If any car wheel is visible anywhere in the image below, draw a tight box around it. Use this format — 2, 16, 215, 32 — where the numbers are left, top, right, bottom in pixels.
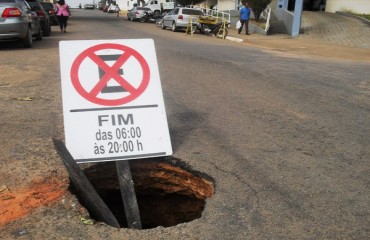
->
156, 18, 162, 27
127, 15, 130, 21
130, 17, 134, 22
22, 27, 32, 48
161, 21, 166, 29
35, 25, 43, 41
171, 22, 177, 32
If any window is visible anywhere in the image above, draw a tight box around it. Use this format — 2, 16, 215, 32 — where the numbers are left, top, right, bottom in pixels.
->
182, 9, 203, 15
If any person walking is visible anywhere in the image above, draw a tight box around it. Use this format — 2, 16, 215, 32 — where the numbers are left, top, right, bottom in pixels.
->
115, 4, 120, 17
238, 1, 251, 35
56, 0, 71, 33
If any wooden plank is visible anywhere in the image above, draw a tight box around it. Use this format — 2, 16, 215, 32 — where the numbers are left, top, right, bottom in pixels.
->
116, 161, 142, 229
52, 138, 120, 228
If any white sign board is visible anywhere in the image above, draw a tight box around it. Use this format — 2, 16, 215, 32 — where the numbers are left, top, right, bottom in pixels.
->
59, 39, 172, 163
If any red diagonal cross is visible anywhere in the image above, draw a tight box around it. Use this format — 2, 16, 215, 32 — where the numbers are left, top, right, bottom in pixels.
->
70, 43, 150, 106
88, 51, 137, 96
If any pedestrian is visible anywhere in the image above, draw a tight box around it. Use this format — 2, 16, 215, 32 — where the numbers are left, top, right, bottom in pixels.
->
56, 0, 71, 33
115, 4, 120, 17
238, 1, 251, 35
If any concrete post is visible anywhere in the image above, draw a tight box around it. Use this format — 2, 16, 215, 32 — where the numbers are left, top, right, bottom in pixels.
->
277, 0, 288, 10
292, 0, 303, 37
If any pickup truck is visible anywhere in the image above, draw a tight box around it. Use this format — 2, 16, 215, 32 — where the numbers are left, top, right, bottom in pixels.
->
145, 0, 174, 14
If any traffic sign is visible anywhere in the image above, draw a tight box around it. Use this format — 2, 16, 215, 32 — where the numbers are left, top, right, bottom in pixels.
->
70, 43, 150, 106
59, 39, 172, 163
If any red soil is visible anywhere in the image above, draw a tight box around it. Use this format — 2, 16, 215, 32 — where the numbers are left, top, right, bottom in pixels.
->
0, 180, 66, 227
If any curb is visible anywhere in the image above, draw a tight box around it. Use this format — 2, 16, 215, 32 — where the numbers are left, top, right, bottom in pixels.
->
225, 36, 244, 42
336, 11, 370, 26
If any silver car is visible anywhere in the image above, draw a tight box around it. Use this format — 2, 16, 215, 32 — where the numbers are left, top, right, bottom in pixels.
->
161, 7, 204, 32
127, 7, 152, 22
0, 0, 42, 47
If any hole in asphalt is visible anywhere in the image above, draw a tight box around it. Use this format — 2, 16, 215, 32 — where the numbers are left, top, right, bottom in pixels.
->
70, 157, 215, 229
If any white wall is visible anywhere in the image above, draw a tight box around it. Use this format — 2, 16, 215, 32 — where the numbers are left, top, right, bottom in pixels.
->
116, 0, 136, 11
326, 0, 370, 14
216, 0, 236, 11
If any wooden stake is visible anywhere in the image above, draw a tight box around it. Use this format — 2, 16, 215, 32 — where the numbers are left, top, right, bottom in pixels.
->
52, 139, 120, 228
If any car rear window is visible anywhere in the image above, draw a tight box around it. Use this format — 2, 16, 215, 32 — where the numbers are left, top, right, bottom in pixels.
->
137, 7, 151, 10
182, 9, 203, 15
40, 2, 53, 10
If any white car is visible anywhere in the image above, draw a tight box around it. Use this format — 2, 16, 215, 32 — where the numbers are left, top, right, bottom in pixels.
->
161, 7, 203, 32
107, 4, 119, 13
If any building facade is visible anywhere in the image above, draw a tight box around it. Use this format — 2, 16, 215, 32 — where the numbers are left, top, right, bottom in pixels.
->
326, 0, 370, 14
116, 0, 370, 14
215, 0, 370, 14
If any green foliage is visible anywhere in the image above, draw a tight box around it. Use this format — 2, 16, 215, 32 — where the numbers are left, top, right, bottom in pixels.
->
358, 14, 370, 20
246, 0, 272, 22
176, 0, 204, 7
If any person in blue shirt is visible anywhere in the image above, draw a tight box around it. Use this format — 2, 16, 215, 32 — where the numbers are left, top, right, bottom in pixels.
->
239, 2, 251, 35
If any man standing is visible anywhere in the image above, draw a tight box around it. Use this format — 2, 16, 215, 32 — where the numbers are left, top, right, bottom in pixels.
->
238, 2, 251, 35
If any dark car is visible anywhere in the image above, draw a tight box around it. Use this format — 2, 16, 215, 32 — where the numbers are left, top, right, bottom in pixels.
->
40, 1, 58, 26
0, 0, 42, 47
25, 0, 51, 36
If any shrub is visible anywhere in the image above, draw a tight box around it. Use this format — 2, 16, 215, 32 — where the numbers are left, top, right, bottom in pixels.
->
247, 0, 272, 22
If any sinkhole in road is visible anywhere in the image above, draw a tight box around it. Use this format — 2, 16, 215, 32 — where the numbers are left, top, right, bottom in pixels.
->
72, 157, 215, 229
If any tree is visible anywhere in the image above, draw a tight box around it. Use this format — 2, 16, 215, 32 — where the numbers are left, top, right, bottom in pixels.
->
137, 0, 146, 7
247, 0, 272, 22
176, 0, 204, 7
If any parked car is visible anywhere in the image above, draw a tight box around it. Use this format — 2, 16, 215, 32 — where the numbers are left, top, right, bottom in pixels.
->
40, 1, 58, 26
97, 2, 104, 10
127, 7, 152, 22
107, 4, 118, 13
161, 7, 203, 32
25, 0, 51, 36
102, 4, 108, 12
84, 3, 95, 10
0, 0, 42, 47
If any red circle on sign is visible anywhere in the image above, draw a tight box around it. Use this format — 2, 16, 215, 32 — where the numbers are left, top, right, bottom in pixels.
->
70, 43, 150, 106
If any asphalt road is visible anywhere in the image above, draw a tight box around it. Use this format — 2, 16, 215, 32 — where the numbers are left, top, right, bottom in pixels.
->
0, 9, 369, 239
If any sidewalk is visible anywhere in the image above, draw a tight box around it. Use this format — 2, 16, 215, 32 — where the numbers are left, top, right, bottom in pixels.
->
226, 11, 370, 62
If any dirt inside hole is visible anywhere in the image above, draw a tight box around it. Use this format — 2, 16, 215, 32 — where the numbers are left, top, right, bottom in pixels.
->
73, 157, 215, 229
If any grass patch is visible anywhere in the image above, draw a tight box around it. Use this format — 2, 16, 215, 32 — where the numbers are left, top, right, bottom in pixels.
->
357, 14, 370, 20
347, 11, 370, 21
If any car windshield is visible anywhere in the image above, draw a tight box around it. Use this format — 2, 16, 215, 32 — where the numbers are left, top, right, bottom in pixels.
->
27, 2, 38, 7
182, 9, 203, 15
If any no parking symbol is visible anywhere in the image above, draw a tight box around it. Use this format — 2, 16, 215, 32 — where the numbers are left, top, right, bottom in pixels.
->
70, 43, 150, 106
59, 39, 172, 163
